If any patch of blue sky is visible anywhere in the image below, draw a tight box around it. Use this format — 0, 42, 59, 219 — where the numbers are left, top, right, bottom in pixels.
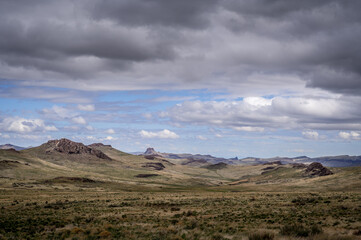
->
0, 98, 52, 116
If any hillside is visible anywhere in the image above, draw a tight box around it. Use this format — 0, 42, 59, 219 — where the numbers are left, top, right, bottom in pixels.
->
0, 138, 360, 192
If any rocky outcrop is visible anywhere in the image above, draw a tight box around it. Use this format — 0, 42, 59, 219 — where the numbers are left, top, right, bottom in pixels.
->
305, 162, 333, 176
45, 138, 111, 160
144, 148, 159, 155
142, 162, 165, 170
88, 143, 112, 148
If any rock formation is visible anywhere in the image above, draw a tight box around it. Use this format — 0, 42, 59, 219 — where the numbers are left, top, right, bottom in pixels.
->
305, 162, 333, 176
45, 138, 111, 160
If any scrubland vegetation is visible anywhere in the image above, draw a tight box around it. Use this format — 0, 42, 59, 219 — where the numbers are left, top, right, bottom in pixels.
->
1, 188, 360, 240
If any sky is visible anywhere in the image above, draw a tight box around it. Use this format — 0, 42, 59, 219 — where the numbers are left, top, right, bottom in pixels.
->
1, 0, 361, 158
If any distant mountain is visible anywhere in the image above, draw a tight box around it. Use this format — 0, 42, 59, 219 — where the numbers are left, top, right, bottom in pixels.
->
141, 148, 232, 164
237, 155, 361, 167
139, 148, 361, 168
0, 144, 26, 151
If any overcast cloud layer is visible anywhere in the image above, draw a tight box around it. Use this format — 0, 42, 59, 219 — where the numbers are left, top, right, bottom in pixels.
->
0, 0, 360, 94
0, 0, 361, 157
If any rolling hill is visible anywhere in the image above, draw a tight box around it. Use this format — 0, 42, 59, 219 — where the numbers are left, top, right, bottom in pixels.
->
0, 138, 360, 192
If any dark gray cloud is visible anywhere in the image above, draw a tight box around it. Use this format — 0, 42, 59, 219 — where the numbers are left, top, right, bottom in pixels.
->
89, 0, 220, 29
0, 0, 360, 95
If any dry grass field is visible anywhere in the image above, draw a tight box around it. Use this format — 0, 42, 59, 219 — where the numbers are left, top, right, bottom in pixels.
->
1, 142, 361, 239
1, 187, 361, 240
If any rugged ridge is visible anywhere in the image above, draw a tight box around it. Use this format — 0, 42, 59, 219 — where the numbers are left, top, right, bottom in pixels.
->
45, 138, 111, 160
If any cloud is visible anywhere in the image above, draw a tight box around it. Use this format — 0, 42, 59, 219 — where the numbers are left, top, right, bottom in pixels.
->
302, 131, 319, 140
339, 131, 361, 140
78, 104, 95, 111
42, 105, 88, 125
233, 126, 264, 132
196, 135, 207, 140
42, 105, 76, 119
103, 136, 117, 141
0, 117, 57, 133
0, 86, 93, 103
163, 96, 361, 131
71, 116, 87, 125
86, 125, 94, 131
139, 129, 179, 139
0, 133, 10, 139
0, 0, 360, 97
90, 0, 219, 29
105, 128, 115, 134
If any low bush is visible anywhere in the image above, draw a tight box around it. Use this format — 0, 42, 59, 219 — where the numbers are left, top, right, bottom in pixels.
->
248, 231, 274, 240
280, 224, 322, 237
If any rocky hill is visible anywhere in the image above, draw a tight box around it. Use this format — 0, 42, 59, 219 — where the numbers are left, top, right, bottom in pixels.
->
44, 138, 111, 160
305, 162, 333, 177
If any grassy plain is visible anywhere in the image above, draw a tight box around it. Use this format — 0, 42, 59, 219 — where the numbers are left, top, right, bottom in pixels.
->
1, 186, 361, 240
1, 146, 361, 239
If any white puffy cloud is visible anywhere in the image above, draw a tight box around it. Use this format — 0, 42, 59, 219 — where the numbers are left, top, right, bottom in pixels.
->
71, 116, 87, 125
105, 128, 115, 134
86, 136, 96, 140
196, 135, 207, 140
104, 136, 117, 141
233, 126, 265, 132
164, 96, 361, 131
139, 129, 179, 139
339, 131, 361, 140
0, 117, 58, 133
42, 105, 75, 119
42, 105, 88, 126
78, 104, 95, 111
302, 131, 319, 140
243, 97, 272, 108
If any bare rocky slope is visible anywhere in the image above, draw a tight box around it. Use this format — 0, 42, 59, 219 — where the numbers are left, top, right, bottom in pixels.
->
44, 138, 111, 160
